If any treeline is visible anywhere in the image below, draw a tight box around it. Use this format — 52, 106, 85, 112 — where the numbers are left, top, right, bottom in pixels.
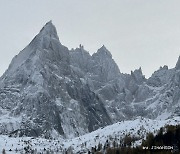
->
89, 125, 180, 154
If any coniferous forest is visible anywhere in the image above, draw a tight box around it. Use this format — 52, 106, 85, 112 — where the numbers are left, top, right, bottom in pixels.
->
88, 125, 180, 154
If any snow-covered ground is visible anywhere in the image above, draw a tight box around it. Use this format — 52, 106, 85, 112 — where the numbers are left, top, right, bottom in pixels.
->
0, 116, 180, 154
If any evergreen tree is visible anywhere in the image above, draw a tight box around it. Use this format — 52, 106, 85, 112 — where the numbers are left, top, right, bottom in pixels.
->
97, 142, 102, 151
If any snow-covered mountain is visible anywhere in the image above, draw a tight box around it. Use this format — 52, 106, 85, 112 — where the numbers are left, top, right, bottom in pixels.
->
1, 116, 180, 153
0, 21, 180, 142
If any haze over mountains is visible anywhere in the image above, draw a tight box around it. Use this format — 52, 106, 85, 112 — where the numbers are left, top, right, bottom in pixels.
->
0, 21, 180, 141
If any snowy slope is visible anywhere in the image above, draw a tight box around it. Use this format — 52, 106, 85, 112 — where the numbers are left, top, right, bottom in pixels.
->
1, 116, 180, 154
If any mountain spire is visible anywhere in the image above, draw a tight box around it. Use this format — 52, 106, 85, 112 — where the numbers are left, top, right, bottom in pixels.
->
175, 56, 180, 70
94, 45, 112, 58
39, 20, 59, 40
5, 21, 61, 75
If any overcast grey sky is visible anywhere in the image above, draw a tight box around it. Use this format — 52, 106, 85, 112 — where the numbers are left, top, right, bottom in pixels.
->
0, 0, 180, 77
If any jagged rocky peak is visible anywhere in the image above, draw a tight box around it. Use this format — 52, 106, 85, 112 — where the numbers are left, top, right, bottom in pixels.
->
0, 21, 115, 138
131, 67, 143, 75
159, 65, 168, 70
93, 45, 112, 58
39, 20, 59, 40
79, 44, 84, 50
27, 20, 61, 51
147, 64, 174, 87
73, 44, 89, 55
90, 45, 121, 82
175, 56, 180, 70
4, 21, 62, 76
131, 67, 145, 83
69, 44, 93, 72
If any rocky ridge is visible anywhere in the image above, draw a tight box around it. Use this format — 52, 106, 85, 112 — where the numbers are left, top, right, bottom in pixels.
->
0, 21, 180, 139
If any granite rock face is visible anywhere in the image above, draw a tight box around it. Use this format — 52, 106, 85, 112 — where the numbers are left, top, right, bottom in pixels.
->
0, 21, 180, 138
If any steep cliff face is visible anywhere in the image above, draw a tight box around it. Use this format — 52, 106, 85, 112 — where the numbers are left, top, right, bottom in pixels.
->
0, 21, 180, 139
0, 21, 112, 138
